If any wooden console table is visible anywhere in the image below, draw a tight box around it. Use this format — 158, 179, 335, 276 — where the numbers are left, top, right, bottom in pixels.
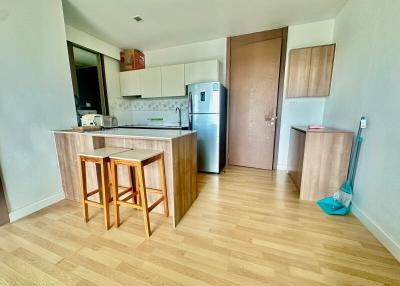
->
288, 126, 353, 201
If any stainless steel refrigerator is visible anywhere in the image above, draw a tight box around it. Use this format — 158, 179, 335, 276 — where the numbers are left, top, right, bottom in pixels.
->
188, 82, 227, 173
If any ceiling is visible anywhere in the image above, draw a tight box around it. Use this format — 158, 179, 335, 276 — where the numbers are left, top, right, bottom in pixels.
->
62, 0, 346, 51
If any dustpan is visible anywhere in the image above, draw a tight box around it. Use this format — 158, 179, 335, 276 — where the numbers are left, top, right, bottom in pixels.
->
317, 117, 366, 215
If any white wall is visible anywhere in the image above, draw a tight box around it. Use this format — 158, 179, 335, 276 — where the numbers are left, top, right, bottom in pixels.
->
65, 25, 121, 60
0, 0, 77, 220
277, 20, 335, 170
323, 0, 400, 261
144, 38, 227, 85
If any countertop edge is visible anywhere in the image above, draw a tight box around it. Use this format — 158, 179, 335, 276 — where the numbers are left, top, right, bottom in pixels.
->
52, 129, 197, 141
292, 126, 353, 134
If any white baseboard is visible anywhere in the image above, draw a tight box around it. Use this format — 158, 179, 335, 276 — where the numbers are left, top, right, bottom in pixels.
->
9, 192, 65, 223
352, 204, 400, 262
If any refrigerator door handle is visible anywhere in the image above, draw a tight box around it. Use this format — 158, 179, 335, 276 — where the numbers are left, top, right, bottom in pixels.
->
188, 91, 193, 129
188, 91, 193, 114
189, 114, 193, 130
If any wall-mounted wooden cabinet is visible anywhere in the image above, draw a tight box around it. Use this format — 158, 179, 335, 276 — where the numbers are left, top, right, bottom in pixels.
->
120, 60, 219, 98
287, 44, 335, 98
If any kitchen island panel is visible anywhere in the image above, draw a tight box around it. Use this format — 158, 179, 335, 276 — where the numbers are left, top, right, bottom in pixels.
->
54, 133, 105, 201
103, 136, 173, 216
171, 134, 198, 224
53, 130, 197, 227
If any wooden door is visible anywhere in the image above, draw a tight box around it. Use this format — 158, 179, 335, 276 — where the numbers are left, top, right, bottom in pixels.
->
229, 33, 283, 170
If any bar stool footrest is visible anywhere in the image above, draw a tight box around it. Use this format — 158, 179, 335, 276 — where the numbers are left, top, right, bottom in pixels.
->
122, 193, 138, 202
146, 188, 163, 194
86, 189, 100, 197
148, 197, 165, 212
84, 200, 103, 208
117, 187, 134, 198
117, 200, 143, 210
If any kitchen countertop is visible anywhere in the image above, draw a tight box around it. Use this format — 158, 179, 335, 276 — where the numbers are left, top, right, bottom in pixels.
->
53, 128, 196, 140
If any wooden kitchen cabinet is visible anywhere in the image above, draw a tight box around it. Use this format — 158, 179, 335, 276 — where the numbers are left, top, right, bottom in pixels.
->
140, 66, 162, 98
161, 64, 185, 97
120, 69, 142, 96
288, 126, 353, 201
287, 44, 335, 98
185, 59, 219, 85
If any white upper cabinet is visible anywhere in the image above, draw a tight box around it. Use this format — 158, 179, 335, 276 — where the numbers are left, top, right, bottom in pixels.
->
120, 70, 142, 96
140, 67, 162, 98
161, 64, 185, 97
184, 59, 220, 85
119, 59, 219, 98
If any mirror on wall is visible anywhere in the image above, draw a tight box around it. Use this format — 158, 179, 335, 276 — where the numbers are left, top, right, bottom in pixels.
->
67, 42, 109, 125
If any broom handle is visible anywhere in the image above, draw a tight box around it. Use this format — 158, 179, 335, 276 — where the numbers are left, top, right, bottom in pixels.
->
347, 122, 362, 181
350, 132, 363, 186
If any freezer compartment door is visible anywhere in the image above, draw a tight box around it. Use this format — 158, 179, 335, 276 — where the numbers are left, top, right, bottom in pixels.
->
188, 82, 221, 114
192, 113, 220, 173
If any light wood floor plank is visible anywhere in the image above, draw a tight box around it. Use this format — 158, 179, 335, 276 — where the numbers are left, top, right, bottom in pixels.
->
0, 166, 399, 285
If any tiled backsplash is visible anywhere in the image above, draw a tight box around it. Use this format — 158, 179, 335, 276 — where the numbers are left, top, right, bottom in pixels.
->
108, 96, 189, 126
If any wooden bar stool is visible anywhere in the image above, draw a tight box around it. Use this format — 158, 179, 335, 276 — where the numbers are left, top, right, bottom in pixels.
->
77, 147, 130, 230
109, 149, 169, 237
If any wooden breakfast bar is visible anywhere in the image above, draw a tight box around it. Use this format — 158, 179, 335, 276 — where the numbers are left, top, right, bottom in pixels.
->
53, 128, 197, 227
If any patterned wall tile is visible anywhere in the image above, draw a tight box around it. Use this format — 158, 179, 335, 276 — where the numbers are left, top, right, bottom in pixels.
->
109, 96, 189, 126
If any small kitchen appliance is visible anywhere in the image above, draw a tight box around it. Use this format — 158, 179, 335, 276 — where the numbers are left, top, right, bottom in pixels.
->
81, 114, 118, 128
94, 115, 118, 128
81, 114, 98, 126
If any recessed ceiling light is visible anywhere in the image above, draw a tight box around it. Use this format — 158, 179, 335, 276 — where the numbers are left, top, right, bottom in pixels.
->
133, 15, 143, 22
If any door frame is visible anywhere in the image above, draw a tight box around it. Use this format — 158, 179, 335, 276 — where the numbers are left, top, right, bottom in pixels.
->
66, 41, 110, 117
225, 27, 288, 170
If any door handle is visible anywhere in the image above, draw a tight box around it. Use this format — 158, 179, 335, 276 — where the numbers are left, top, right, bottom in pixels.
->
265, 116, 278, 126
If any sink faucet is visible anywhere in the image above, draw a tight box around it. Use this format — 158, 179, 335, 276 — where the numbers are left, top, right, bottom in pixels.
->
175, 107, 182, 127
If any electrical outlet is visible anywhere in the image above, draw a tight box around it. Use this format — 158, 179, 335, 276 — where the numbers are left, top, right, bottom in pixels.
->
360, 117, 367, 129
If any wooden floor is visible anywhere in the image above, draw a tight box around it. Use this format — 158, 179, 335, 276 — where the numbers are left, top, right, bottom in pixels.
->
0, 166, 399, 286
